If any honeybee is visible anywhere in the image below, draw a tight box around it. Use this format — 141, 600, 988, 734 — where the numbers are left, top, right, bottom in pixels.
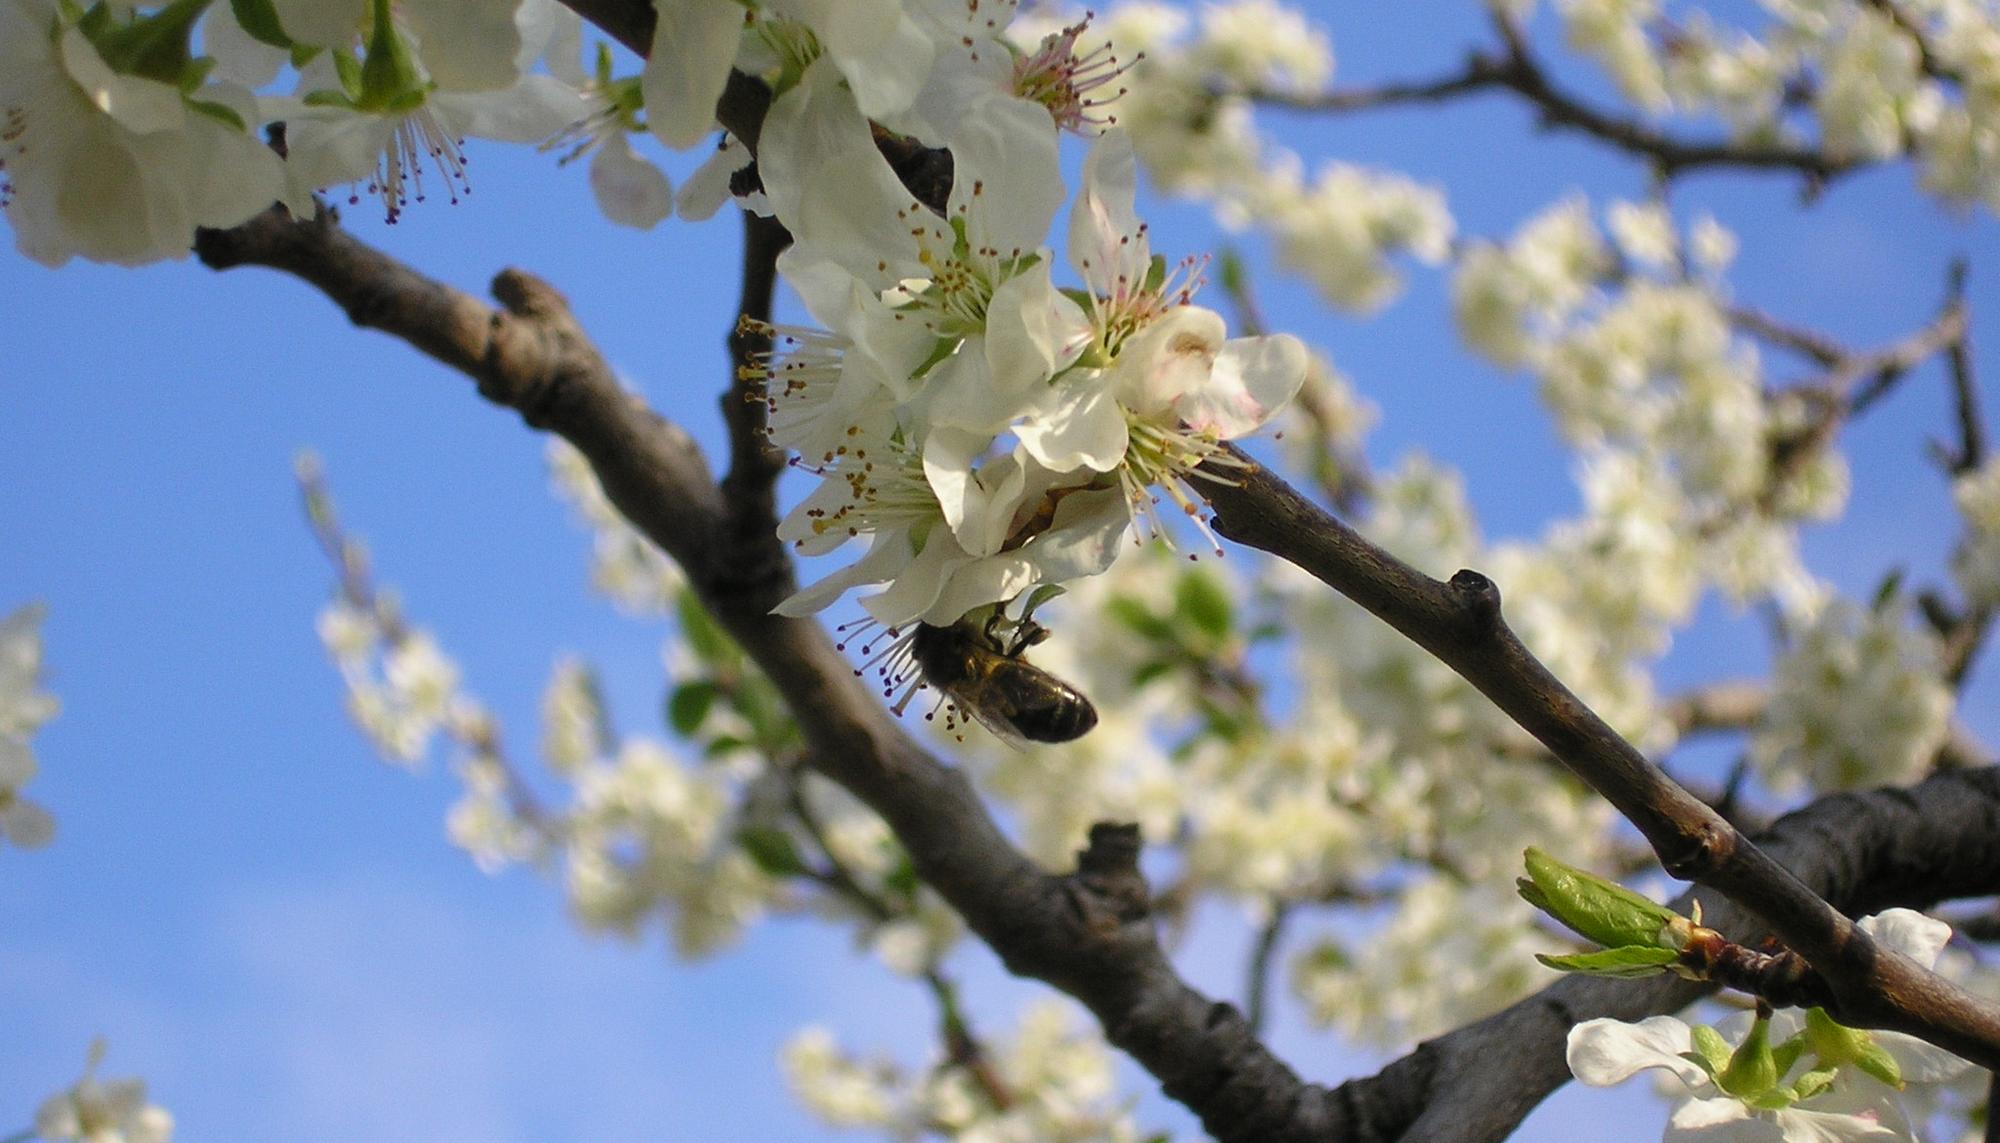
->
909, 616, 1098, 747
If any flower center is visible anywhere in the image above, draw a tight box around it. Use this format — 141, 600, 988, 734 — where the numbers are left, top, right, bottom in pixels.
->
1013, 19, 1137, 134
793, 431, 940, 545
365, 101, 468, 224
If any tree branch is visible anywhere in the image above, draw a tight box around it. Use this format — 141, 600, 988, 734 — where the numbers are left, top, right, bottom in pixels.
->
1251, 18, 1854, 187
1202, 449, 2000, 1069
1374, 765, 2000, 1143
718, 210, 794, 610
195, 201, 2000, 1141
192, 206, 1333, 1141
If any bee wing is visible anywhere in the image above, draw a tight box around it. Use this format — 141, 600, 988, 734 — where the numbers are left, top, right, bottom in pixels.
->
953, 695, 1033, 752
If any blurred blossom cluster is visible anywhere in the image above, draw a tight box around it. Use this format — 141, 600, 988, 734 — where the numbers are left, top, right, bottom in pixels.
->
30, 1039, 174, 1143
0, 603, 57, 849
783, 1001, 1146, 1143
1752, 597, 1954, 793
1015, 2, 1455, 313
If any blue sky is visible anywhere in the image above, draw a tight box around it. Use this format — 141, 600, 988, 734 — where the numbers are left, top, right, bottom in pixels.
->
2, 2, 1996, 1139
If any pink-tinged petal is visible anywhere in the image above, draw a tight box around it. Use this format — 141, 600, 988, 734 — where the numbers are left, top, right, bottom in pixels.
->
1875, 1032, 1972, 1084
1066, 128, 1148, 297
642, 0, 742, 149
1110, 306, 1227, 415
1180, 332, 1309, 438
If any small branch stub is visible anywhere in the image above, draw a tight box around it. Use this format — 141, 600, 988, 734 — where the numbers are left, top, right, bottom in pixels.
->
1450, 568, 1503, 633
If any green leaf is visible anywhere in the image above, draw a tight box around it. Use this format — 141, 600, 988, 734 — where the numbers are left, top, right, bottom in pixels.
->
1686, 1024, 1731, 1079
1016, 583, 1067, 621
1175, 568, 1233, 640
883, 855, 919, 902
1107, 595, 1173, 641
229, 0, 293, 48
1519, 847, 1682, 952
667, 681, 718, 736
737, 825, 808, 878
1131, 660, 1174, 688
1770, 1031, 1808, 1081
329, 46, 363, 97
1535, 946, 1679, 978
1217, 248, 1246, 295
703, 734, 752, 758
1871, 568, 1906, 611
677, 590, 734, 663
1805, 1007, 1903, 1088
907, 333, 961, 381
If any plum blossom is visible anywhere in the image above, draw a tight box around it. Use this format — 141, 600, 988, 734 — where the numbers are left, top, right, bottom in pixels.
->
0, 602, 56, 849
0, 0, 284, 266
1012, 130, 1307, 546
753, 125, 1301, 629
644, 0, 935, 152
276, 0, 584, 222
1567, 910, 1971, 1142
33, 1039, 173, 1143
540, 44, 673, 228
1751, 597, 1952, 793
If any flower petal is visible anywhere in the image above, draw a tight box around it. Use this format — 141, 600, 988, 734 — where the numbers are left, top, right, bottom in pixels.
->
1016, 380, 1129, 474
1857, 909, 1951, 970
588, 134, 674, 229
1567, 1016, 1706, 1089
1179, 332, 1309, 438
642, 0, 742, 149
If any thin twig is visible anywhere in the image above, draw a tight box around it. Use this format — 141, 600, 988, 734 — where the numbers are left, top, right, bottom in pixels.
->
1252, 12, 1854, 187
1244, 901, 1290, 1039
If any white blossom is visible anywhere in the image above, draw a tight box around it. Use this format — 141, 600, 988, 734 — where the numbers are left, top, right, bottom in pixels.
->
1752, 597, 1953, 793
33, 1039, 173, 1143
0, 603, 56, 849
1951, 457, 2000, 607
1567, 911, 1970, 1142
0, 0, 283, 266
